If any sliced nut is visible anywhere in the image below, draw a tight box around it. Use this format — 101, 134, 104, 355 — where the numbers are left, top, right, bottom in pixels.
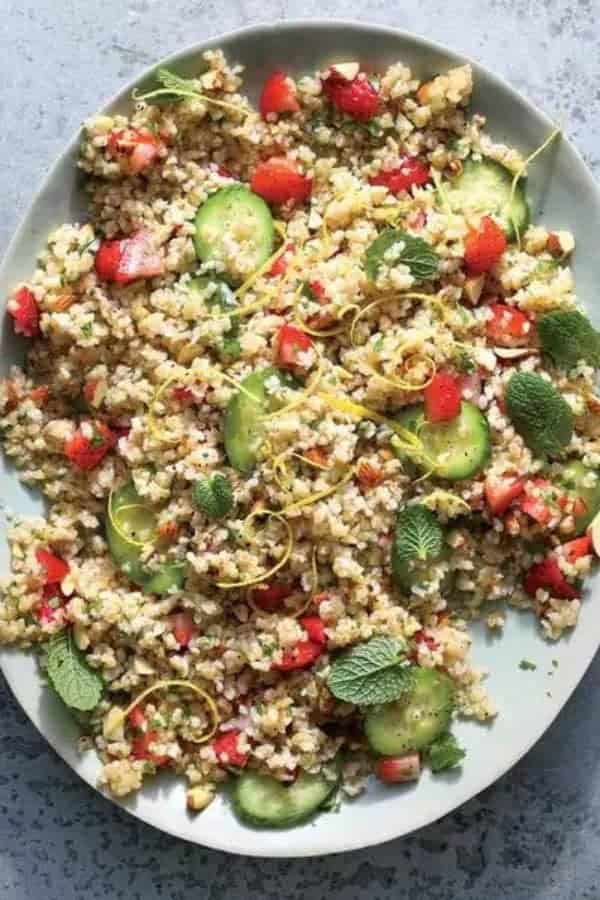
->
462, 274, 485, 306
492, 346, 539, 360
331, 62, 360, 81
186, 784, 216, 812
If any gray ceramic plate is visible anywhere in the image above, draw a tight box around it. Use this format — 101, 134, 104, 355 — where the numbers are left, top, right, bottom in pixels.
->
1, 19, 599, 858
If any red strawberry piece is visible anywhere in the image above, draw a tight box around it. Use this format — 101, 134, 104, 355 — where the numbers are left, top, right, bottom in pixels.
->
259, 70, 300, 118
169, 611, 198, 648
273, 640, 323, 671
524, 556, 580, 599
486, 303, 533, 346
95, 231, 164, 284
131, 730, 170, 766
484, 475, 525, 516
212, 729, 248, 767
299, 615, 327, 645
250, 582, 296, 612
250, 157, 312, 205
64, 422, 117, 470
464, 216, 507, 274
8, 287, 40, 338
35, 548, 69, 584
322, 69, 379, 121
275, 323, 313, 372
424, 371, 462, 423
376, 753, 421, 783
369, 158, 430, 194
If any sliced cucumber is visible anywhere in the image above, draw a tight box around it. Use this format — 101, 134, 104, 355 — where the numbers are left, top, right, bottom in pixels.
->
392, 401, 490, 481
559, 460, 600, 534
106, 482, 186, 594
446, 157, 529, 242
224, 367, 295, 475
233, 767, 339, 828
365, 668, 454, 755
194, 186, 274, 283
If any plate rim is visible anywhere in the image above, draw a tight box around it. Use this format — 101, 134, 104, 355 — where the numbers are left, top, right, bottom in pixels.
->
1, 16, 599, 857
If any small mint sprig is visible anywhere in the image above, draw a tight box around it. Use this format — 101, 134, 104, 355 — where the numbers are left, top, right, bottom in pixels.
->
192, 473, 234, 520
327, 636, 413, 705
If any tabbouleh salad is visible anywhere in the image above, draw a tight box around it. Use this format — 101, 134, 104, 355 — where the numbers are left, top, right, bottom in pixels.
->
1, 50, 600, 828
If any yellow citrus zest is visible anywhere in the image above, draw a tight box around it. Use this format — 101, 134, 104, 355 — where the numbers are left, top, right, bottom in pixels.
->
281, 466, 355, 515
350, 293, 446, 346
217, 510, 293, 589
234, 222, 288, 301
422, 489, 471, 515
271, 449, 330, 492
107, 493, 156, 549
106, 679, 220, 743
507, 127, 561, 246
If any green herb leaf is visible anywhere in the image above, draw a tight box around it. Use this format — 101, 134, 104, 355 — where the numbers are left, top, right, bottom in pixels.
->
365, 229, 439, 283
392, 504, 445, 589
46, 629, 104, 711
192, 472, 234, 519
327, 636, 413, 705
426, 732, 466, 773
134, 68, 201, 105
81, 322, 93, 338
519, 659, 537, 671
506, 372, 573, 457
538, 310, 600, 370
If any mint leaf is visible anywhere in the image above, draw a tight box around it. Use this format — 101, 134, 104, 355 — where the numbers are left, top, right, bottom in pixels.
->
365, 229, 439, 283
192, 472, 234, 519
392, 504, 445, 589
426, 732, 466, 772
506, 372, 573, 457
538, 310, 600, 370
46, 629, 103, 711
327, 636, 413, 705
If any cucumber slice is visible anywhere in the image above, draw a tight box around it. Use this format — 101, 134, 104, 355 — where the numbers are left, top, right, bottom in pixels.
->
559, 460, 600, 534
233, 767, 339, 828
106, 483, 186, 594
391, 402, 490, 481
446, 157, 529, 241
365, 668, 454, 755
194, 186, 275, 283
224, 367, 295, 475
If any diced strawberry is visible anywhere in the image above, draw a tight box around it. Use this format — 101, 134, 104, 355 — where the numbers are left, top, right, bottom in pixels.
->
275, 324, 313, 371
369, 158, 430, 194
304, 446, 329, 467
83, 379, 100, 406
29, 385, 50, 406
376, 753, 421, 784
127, 706, 146, 730
356, 462, 385, 488
131, 730, 170, 766
259, 70, 300, 118
562, 535, 592, 563
36, 599, 61, 625
250, 157, 312, 205
171, 386, 195, 406
307, 281, 326, 301
424, 372, 461, 423
484, 475, 524, 516
521, 479, 554, 525
486, 303, 533, 346
212, 729, 248, 767
95, 231, 164, 285
250, 582, 296, 612
524, 556, 580, 599
64, 422, 117, 470
107, 128, 162, 174
8, 287, 40, 338
299, 615, 327, 645
546, 233, 563, 257
464, 216, 507, 274
273, 639, 323, 671
268, 243, 295, 277
35, 548, 69, 584
169, 611, 198, 648
413, 629, 439, 651
321, 69, 379, 121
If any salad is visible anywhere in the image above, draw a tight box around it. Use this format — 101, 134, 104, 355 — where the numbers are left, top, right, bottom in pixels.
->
1, 49, 600, 829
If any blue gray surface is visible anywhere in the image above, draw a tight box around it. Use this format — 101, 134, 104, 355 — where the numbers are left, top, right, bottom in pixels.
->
1, 0, 600, 896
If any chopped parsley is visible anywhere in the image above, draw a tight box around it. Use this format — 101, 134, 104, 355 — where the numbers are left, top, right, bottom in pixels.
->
519, 659, 537, 671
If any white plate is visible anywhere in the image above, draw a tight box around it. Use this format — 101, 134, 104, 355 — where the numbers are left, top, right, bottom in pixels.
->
1, 19, 599, 858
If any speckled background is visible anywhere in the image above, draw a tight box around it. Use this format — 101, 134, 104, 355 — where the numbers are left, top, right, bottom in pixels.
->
2, 1, 600, 896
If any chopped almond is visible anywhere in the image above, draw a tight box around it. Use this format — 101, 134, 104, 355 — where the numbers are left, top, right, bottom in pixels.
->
304, 446, 329, 467
357, 462, 384, 488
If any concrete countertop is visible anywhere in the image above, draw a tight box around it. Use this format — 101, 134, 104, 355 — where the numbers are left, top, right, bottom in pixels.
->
1, 1, 600, 897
